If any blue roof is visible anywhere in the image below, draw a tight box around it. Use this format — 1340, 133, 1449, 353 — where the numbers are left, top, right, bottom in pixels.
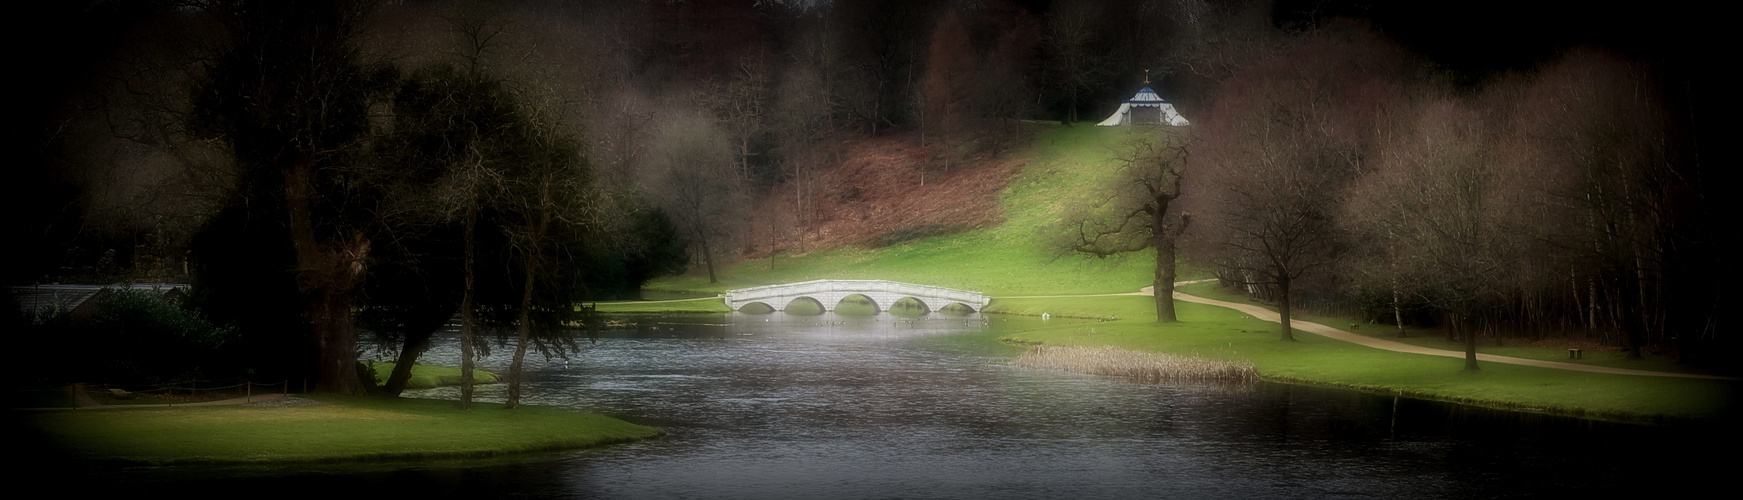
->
1124, 85, 1172, 104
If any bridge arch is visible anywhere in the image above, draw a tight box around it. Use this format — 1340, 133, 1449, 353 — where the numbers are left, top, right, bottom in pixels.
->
738, 301, 776, 314
835, 294, 881, 315
724, 280, 990, 315
890, 296, 931, 314
783, 296, 827, 315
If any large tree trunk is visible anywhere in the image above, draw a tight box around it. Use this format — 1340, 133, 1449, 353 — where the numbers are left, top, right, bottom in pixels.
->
283, 154, 366, 396
507, 182, 555, 410
459, 212, 477, 409
700, 235, 718, 284
1277, 273, 1296, 342
1066, 90, 1077, 125
1462, 309, 1481, 372
1392, 286, 1407, 338
311, 289, 363, 394
382, 330, 432, 396
1152, 225, 1178, 323
1616, 270, 1646, 360
507, 262, 534, 409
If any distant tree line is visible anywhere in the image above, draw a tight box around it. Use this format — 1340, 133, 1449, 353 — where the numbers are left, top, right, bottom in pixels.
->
1179, 22, 1722, 371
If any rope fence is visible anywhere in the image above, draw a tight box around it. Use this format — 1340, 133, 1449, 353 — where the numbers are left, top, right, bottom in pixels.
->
15, 379, 299, 408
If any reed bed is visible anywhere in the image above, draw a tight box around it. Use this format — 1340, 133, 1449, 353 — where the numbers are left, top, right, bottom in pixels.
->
1013, 345, 1259, 383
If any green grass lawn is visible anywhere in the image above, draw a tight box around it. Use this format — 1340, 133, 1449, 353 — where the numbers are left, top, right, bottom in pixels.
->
638, 124, 1738, 423
21, 395, 662, 465
367, 362, 501, 389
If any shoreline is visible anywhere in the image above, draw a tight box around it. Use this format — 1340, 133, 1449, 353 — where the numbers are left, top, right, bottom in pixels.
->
596, 291, 1736, 424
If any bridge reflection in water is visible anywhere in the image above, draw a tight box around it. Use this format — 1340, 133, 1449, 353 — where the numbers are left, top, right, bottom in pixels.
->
724, 279, 990, 314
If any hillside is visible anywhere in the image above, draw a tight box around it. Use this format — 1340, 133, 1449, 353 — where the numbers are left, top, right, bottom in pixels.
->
652, 125, 1172, 296
743, 132, 1027, 256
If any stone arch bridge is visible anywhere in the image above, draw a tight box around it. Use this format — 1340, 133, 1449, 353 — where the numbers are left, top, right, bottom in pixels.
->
724, 280, 990, 313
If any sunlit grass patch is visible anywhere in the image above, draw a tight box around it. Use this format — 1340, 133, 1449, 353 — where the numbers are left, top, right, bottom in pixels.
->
591, 297, 731, 314
24, 395, 663, 465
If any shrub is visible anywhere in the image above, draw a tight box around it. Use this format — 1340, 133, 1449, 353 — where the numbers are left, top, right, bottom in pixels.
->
83, 288, 237, 382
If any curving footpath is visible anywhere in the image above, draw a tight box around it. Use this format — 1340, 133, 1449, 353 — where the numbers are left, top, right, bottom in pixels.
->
1124, 285, 1738, 381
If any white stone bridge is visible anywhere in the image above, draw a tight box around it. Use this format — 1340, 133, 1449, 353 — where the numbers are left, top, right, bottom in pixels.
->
724, 280, 991, 313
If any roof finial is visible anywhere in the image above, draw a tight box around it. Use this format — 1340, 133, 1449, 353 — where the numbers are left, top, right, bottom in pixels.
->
1143, 69, 1150, 84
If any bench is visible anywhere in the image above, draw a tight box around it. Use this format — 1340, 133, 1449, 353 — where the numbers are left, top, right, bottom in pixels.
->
1567, 348, 1583, 359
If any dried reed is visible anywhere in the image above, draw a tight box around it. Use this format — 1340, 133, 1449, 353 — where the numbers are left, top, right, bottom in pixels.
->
1012, 345, 1258, 383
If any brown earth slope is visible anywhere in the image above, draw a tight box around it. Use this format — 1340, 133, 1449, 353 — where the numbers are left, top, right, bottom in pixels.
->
742, 132, 1026, 257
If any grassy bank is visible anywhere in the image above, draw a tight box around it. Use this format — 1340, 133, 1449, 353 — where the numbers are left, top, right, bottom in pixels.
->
640, 124, 1738, 423
992, 296, 1737, 422
21, 395, 662, 465
591, 297, 732, 314
1172, 282, 1707, 376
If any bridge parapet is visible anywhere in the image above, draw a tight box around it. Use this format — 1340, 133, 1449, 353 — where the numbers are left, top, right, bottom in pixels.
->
725, 280, 989, 313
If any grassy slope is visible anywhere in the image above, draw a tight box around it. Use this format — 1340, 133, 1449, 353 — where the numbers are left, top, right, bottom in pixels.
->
651, 125, 1166, 297
24, 395, 662, 465
643, 125, 1737, 422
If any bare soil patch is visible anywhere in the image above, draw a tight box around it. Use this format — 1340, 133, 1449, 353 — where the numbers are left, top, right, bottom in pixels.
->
743, 132, 1026, 256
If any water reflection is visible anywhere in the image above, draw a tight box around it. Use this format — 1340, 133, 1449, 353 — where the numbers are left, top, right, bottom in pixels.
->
77, 310, 1734, 497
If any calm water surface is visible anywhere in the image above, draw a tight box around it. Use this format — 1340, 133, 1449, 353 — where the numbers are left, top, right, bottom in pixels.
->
70, 312, 1733, 498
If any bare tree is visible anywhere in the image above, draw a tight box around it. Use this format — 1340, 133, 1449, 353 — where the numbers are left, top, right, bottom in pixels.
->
493, 84, 600, 409
650, 114, 747, 284
1346, 97, 1521, 371
703, 53, 775, 180
1191, 28, 1412, 342
1193, 96, 1345, 341
920, 9, 978, 184
976, 9, 1042, 156
1197, 141, 1346, 342
770, 63, 838, 252
1514, 49, 1682, 360
1059, 131, 1192, 322
833, 0, 926, 135
1041, 1, 1105, 124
